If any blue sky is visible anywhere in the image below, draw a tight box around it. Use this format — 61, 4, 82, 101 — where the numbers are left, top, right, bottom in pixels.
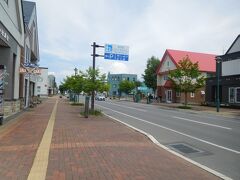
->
34, 0, 240, 85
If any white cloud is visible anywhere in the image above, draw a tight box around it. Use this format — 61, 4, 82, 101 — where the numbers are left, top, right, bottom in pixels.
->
34, 0, 240, 84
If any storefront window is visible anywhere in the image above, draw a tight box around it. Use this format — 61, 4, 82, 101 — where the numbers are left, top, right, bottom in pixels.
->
229, 87, 235, 103
236, 88, 240, 103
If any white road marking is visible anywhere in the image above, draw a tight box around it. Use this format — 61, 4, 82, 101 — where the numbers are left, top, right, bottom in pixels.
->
103, 112, 233, 180
116, 100, 240, 123
97, 104, 240, 154
100, 101, 147, 112
172, 116, 232, 130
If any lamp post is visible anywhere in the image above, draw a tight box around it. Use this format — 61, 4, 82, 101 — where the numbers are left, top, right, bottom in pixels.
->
74, 67, 78, 76
216, 56, 221, 112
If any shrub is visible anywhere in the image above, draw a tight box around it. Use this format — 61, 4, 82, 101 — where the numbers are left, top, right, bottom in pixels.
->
177, 105, 192, 109
80, 109, 102, 116
70, 102, 84, 106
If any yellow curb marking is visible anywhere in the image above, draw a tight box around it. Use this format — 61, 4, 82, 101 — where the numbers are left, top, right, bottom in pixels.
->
28, 100, 58, 180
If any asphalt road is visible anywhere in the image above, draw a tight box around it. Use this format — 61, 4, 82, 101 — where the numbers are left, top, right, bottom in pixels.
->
95, 99, 240, 180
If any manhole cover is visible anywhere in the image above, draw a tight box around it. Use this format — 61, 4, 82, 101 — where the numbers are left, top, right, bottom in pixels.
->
169, 143, 201, 154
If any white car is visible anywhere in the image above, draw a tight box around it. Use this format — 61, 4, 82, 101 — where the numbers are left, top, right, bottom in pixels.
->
95, 95, 105, 101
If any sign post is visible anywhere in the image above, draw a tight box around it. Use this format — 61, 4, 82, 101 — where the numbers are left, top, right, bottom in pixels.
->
90, 42, 129, 112
91, 42, 104, 111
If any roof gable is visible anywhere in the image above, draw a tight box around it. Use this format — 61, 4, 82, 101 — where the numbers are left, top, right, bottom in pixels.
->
23, 1, 36, 24
225, 34, 240, 54
157, 49, 217, 73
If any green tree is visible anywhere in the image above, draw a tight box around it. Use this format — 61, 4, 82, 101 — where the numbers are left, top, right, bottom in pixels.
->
168, 56, 205, 106
61, 73, 85, 94
83, 67, 109, 110
59, 84, 66, 94
119, 80, 135, 96
142, 56, 160, 96
83, 67, 108, 95
134, 80, 142, 94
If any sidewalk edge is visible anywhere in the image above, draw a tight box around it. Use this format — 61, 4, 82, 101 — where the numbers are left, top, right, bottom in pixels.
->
103, 112, 232, 180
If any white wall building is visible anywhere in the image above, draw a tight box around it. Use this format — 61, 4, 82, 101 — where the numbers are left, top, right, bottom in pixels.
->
35, 67, 48, 98
0, 0, 25, 118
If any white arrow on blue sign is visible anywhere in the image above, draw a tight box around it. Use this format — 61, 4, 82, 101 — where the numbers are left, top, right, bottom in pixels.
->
104, 44, 129, 61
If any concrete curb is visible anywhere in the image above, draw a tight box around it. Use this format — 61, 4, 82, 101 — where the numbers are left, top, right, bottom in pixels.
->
103, 112, 232, 180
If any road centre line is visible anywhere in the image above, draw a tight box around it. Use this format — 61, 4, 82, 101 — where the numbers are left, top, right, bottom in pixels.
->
102, 101, 147, 112
172, 116, 232, 130
97, 104, 240, 154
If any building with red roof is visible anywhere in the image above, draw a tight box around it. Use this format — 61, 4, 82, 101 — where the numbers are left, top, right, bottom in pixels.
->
156, 49, 216, 104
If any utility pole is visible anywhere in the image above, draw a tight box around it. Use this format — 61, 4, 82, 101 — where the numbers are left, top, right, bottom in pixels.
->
91, 42, 96, 111
91, 42, 104, 111
216, 56, 221, 112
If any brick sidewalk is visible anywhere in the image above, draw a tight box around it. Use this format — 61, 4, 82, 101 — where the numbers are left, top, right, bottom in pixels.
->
46, 98, 220, 180
0, 98, 55, 179
0, 97, 220, 180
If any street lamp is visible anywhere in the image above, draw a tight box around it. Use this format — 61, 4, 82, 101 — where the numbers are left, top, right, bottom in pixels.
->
74, 67, 78, 76
216, 56, 221, 112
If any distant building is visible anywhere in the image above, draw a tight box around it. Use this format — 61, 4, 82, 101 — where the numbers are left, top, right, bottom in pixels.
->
206, 35, 240, 107
20, 0, 40, 108
35, 67, 48, 98
156, 49, 216, 104
48, 75, 57, 95
107, 73, 137, 97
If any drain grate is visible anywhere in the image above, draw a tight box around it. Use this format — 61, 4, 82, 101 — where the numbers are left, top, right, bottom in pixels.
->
169, 143, 201, 154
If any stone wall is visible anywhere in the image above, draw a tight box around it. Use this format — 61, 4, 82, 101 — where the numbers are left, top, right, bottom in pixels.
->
3, 100, 21, 118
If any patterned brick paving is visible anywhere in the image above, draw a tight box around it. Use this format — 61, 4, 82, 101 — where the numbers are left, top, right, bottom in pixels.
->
46, 98, 220, 180
0, 98, 55, 180
0, 97, 221, 180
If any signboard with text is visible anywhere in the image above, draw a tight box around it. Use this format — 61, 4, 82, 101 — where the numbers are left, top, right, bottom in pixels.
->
104, 44, 129, 61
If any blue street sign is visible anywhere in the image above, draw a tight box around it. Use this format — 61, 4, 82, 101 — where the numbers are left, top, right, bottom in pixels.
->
104, 44, 129, 61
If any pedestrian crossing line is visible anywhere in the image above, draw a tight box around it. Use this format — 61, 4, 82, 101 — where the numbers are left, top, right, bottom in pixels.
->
27, 100, 58, 180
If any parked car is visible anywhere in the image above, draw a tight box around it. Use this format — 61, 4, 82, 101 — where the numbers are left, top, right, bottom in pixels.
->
95, 95, 105, 101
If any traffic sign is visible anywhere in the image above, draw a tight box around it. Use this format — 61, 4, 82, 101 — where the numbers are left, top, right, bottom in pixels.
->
104, 44, 129, 61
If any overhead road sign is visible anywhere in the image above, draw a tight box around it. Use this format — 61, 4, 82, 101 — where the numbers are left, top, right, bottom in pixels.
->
104, 44, 129, 61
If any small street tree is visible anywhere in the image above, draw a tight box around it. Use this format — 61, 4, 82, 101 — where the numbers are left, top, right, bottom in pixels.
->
168, 56, 205, 106
119, 80, 135, 96
83, 67, 109, 111
134, 80, 142, 94
60, 73, 85, 101
83, 67, 108, 95
142, 56, 160, 96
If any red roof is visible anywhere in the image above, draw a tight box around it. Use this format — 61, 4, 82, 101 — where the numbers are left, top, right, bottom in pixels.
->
164, 80, 173, 88
157, 49, 217, 73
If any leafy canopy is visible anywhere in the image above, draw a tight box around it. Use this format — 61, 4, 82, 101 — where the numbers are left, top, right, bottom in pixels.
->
142, 56, 160, 93
168, 56, 205, 92
119, 80, 135, 95
83, 67, 109, 95
168, 56, 205, 105
61, 72, 85, 94
59, 67, 109, 95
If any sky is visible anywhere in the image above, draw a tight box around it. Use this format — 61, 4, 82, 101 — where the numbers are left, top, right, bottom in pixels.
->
34, 0, 240, 85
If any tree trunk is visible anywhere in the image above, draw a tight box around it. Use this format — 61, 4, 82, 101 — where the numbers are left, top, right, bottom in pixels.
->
184, 91, 188, 106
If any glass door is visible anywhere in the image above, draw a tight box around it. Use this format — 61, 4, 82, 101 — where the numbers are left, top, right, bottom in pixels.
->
166, 90, 172, 103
